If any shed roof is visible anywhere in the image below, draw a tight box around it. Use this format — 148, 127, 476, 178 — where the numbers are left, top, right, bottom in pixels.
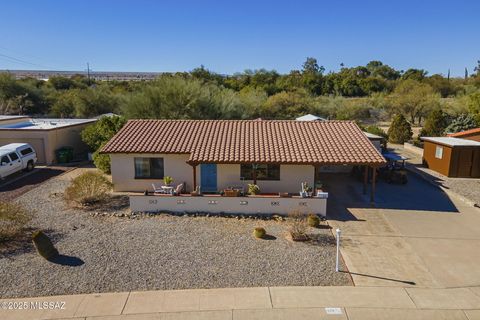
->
421, 137, 480, 147
102, 119, 386, 166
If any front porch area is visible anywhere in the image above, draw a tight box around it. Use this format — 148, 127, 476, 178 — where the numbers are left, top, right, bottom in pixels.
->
129, 193, 328, 216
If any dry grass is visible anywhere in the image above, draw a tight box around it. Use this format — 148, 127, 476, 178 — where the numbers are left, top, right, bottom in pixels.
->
64, 171, 113, 207
287, 210, 308, 241
0, 201, 32, 243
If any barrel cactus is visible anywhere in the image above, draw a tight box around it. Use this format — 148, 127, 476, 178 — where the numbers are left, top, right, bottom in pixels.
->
253, 227, 266, 239
32, 231, 59, 260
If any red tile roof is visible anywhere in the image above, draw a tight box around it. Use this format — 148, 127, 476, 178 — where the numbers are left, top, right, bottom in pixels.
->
101, 120, 386, 166
448, 127, 480, 137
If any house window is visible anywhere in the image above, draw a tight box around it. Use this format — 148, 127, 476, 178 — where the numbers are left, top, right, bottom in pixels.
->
240, 164, 280, 181
134, 158, 164, 179
435, 146, 443, 159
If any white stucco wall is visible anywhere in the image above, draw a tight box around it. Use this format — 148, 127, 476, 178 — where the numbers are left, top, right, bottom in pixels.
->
110, 153, 198, 192
130, 194, 327, 216
109, 153, 315, 194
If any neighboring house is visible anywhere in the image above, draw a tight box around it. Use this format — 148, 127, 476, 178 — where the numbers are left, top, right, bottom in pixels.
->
0, 116, 96, 164
448, 127, 480, 142
102, 119, 385, 197
421, 137, 480, 178
295, 114, 327, 121
363, 132, 383, 153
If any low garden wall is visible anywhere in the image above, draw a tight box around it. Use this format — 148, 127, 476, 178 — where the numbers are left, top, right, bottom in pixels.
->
129, 194, 328, 216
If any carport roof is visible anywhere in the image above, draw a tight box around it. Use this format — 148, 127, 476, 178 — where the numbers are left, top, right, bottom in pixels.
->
101, 119, 386, 166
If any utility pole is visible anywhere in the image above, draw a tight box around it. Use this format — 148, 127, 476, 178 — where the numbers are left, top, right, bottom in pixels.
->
86, 62, 91, 85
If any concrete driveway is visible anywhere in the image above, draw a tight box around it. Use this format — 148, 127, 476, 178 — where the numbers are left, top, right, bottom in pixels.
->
325, 172, 480, 288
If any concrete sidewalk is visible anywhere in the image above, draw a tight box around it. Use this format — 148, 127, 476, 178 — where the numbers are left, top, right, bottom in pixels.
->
2, 286, 480, 320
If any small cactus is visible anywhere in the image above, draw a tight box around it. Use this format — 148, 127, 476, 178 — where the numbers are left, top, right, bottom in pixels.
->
32, 231, 58, 260
253, 227, 266, 239
307, 214, 320, 227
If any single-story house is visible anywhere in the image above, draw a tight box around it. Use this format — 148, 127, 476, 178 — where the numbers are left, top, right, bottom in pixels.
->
0, 116, 96, 164
102, 120, 385, 215
421, 137, 480, 178
102, 119, 385, 193
448, 127, 480, 142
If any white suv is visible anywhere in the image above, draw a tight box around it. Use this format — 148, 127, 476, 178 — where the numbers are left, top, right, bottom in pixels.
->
0, 143, 37, 179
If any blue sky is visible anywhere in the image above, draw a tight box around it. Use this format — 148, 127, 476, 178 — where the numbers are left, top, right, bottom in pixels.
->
0, 0, 479, 76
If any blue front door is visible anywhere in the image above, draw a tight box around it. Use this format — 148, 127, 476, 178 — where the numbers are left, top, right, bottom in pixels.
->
200, 164, 217, 192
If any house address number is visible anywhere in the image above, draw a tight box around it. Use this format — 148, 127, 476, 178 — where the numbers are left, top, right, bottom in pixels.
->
148, 199, 158, 205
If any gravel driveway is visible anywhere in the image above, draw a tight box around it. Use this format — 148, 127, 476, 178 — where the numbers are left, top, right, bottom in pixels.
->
0, 169, 351, 298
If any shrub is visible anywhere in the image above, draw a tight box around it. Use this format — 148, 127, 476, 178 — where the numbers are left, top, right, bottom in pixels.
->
248, 184, 260, 195
253, 227, 266, 239
388, 114, 413, 143
93, 148, 111, 174
420, 108, 448, 137
288, 210, 308, 241
64, 171, 113, 207
32, 230, 58, 260
0, 201, 32, 242
307, 214, 320, 227
444, 113, 478, 134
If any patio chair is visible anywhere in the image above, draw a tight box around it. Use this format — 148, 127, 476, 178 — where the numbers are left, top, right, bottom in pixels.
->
152, 183, 165, 194
171, 183, 182, 195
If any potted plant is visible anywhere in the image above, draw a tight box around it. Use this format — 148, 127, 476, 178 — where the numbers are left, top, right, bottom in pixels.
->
163, 176, 173, 186
247, 184, 260, 195
300, 182, 313, 198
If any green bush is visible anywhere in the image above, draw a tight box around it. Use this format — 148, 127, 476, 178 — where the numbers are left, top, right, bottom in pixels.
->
0, 201, 32, 242
307, 214, 320, 227
32, 230, 58, 260
93, 149, 111, 174
64, 171, 113, 207
420, 108, 448, 137
253, 227, 266, 239
388, 114, 413, 144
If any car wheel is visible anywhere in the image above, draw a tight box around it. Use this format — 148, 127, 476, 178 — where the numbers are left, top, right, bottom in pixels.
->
26, 161, 34, 172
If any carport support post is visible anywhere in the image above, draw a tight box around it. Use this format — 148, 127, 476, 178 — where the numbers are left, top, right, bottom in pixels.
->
335, 228, 341, 272
192, 164, 197, 191
370, 166, 376, 203
363, 165, 368, 195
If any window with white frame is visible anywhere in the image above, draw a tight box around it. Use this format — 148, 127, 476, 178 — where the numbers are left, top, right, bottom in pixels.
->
435, 146, 443, 159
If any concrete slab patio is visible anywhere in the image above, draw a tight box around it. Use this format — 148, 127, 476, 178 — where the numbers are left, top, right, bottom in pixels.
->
326, 172, 480, 288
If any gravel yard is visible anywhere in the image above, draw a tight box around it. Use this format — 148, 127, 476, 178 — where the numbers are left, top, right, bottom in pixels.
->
0, 169, 351, 298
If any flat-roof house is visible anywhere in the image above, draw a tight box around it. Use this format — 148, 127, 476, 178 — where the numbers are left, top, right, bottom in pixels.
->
448, 127, 480, 142
102, 120, 385, 215
0, 116, 96, 164
421, 137, 480, 178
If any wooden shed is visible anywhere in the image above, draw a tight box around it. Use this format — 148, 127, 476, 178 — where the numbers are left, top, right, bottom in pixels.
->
421, 137, 480, 178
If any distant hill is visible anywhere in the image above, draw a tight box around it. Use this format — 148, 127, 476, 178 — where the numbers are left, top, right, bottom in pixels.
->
0, 69, 163, 81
